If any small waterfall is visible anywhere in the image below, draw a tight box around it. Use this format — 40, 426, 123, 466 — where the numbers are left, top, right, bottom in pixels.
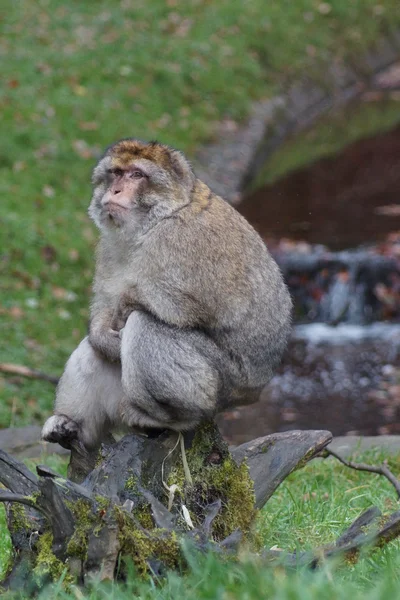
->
220, 243, 400, 444
274, 247, 399, 325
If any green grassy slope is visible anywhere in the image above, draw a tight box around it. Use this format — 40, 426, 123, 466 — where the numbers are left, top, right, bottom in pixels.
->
249, 98, 400, 190
1, 0, 400, 429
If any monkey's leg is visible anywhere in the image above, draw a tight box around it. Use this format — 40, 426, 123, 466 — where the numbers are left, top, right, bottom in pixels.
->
41, 337, 124, 449
119, 311, 221, 432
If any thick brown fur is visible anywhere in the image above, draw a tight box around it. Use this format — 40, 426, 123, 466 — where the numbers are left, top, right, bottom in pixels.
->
42, 139, 292, 449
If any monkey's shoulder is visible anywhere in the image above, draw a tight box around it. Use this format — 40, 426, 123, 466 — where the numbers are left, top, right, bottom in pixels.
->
143, 193, 276, 295
170, 187, 265, 252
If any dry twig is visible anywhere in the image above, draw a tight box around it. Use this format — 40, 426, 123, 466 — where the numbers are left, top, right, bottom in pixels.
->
0, 363, 59, 385
323, 448, 400, 499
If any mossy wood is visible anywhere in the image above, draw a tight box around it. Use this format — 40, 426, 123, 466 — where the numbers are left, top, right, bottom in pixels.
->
3, 422, 393, 590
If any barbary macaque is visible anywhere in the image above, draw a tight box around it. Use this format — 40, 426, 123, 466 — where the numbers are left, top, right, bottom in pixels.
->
42, 139, 292, 450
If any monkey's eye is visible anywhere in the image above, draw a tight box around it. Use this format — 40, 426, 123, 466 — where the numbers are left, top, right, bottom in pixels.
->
131, 170, 144, 179
108, 168, 124, 177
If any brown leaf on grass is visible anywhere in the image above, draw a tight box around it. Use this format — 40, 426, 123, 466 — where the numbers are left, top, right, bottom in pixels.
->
79, 121, 99, 131
41, 245, 57, 263
12, 161, 26, 172
72, 139, 100, 159
68, 248, 80, 261
9, 306, 24, 319
318, 3, 332, 14
12, 270, 39, 289
36, 62, 52, 75
42, 185, 55, 198
24, 338, 42, 351
82, 227, 96, 242
72, 84, 88, 97
52, 286, 77, 302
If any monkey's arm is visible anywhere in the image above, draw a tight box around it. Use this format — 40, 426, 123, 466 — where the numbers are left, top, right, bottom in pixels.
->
140, 218, 250, 330
89, 306, 122, 362
110, 289, 145, 332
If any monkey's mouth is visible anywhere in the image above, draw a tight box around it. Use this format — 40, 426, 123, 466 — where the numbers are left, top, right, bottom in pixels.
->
102, 202, 129, 226
104, 202, 129, 212
103, 202, 130, 220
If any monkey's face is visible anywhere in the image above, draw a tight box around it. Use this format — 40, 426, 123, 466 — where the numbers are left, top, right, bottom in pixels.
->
88, 139, 195, 233
98, 165, 149, 228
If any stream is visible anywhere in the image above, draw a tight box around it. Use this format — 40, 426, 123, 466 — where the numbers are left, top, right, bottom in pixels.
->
219, 126, 400, 445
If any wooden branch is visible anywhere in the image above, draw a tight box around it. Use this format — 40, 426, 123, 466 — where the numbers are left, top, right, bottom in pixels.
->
334, 506, 381, 547
2, 423, 399, 587
0, 491, 41, 511
232, 430, 333, 508
0, 363, 59, 385
37, 479, 77, 558
264, 506, 400, 568
0, 449, 38, 495
323, 448, 400, 499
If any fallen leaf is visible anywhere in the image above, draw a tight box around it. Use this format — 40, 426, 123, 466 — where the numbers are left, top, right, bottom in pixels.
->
72, 84, 88, 96
68, 248, 80, 261
318, 3, 332, 14
79, 121, 99, 131
24, 338, 42, 351
52, 286, 77, 301
41, 245, 57, 263
42, 185, 55, 198
9, 306, 24, 319
25, 298, 39, 309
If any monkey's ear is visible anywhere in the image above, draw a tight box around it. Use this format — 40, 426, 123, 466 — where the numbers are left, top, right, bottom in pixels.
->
92, 157, 111, 186
169, 150, 195, 192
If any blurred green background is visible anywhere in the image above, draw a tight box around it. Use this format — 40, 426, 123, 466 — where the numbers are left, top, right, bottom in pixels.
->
2, 2, 400, 597
1, 0, 400, 427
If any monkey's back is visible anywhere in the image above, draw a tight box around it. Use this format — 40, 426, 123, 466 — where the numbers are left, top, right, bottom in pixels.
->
139, 180, 292, 398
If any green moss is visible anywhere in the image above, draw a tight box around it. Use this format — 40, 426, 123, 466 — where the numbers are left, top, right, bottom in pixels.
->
95, 495, 111, 514
125, 474, 138, 494
34, 531, 74, 585
134, 505, 154, 530
209, 459, 257, 541
66, 499, 93, 525
115, 507, 180, 576
25, 491, 40, 506
95, 448, 105, 469
8, 504, 31, 533
293, 449, 319, 473
167, 423, 257, 543
66, 527, 88, 561
65, 496, 111, 558
261, 441, 275, 453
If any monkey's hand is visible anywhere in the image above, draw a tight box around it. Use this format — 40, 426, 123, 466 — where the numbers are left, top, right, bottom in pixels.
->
89, 315, 122, 362
111, 290, 143, 332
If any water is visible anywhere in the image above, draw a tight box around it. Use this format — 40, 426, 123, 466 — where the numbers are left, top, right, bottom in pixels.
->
219, 324, 400, 445
238, 124, 400, 250
275, 246, 400, 324
219, 123, 400, 444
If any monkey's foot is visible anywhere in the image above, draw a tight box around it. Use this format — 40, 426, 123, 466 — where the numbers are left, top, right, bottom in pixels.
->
41, 414, 80, 449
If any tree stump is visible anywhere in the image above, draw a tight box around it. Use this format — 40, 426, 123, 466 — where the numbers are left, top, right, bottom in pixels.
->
0, 423, 348, 590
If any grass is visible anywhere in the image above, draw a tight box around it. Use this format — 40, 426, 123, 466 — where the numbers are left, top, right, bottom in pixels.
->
1, 0, 400, 430
248, 96, 400, 190
1, 449, 400, 598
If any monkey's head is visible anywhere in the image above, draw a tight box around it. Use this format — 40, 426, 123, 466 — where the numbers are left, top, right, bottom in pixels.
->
89, 139, 195, 232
